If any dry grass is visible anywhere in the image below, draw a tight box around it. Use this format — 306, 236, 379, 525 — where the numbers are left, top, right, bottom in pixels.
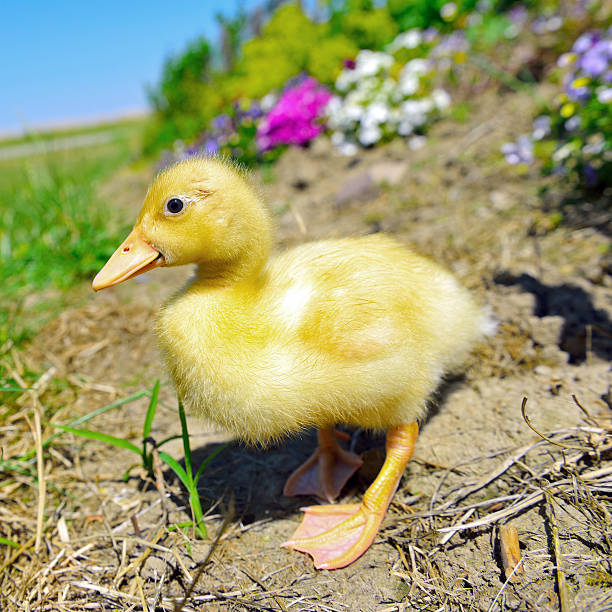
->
1, 369, 609, 611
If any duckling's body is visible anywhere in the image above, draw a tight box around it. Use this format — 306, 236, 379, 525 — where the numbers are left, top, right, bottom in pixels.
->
157, 234, 485, 443
93, 157, 491, 570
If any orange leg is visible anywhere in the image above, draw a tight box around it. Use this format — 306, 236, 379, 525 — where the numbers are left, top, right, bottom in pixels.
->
283, 428, 363, 502
282, 422, 418, 570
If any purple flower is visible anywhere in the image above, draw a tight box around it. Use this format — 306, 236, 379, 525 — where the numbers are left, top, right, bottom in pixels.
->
203, 138, 220, 155
579, 41, 610, 77
564, 116, 581, 131
433, 31, 468, 57
564, 74, 591, 102
343, 59, 356, 70
583, 164, 598, 187
573, 32, 598, 54
532, 115, 551, 140
212, 114, 232, 131
597, 87, 612, 103
501, 135, 533, 165
256, 78, 332, 152
507, 5, 527, 25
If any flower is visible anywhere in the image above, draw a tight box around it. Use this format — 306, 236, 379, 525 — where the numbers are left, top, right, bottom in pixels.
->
597, 87, 612, 103
256, 77, 332, 152
501, 135, 533, 165
440, 2, 458, 21
532, 116, 551, 140
327, 29, 452, 153
579, 41, 610, 77
387, 30, 423, 53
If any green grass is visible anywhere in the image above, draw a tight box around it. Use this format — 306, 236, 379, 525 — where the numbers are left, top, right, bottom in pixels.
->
0, 132, 140, 348
49, 381, 227, 539
0, 116, 147, 148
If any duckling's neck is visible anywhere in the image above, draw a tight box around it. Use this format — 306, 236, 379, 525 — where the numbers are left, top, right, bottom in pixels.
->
193, 254, 266, 287
193, 233, 272, 288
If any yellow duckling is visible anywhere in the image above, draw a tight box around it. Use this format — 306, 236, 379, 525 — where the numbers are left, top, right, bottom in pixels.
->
93, 157, 492, 570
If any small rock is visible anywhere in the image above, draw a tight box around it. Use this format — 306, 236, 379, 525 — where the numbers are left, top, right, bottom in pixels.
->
142, 555, 168, 580
368, 161, 408, 187
534, 365, 552, 376
528, 315, 564, 346
335, 172, 379, 208
489, 190, 513, 211
540, 344, 570, 365
505, 292, 537, 316
310, 136, 334, 157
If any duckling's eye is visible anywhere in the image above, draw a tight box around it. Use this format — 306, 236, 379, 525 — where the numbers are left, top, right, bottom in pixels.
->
165, 197, 185, 216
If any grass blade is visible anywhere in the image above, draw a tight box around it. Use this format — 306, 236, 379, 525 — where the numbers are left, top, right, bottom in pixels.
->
194, 442, 229, 485
159, 450, 208, 539
158, 451, 190, 490
0, 537, 20, 548
21, 389, 148, 460
155, 434, 183, 448
143, 380, 160, 440
177, 401, 193, 487
49, 424, 142, 455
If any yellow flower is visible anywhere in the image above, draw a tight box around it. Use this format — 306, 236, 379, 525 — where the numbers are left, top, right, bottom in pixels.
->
560, 103, 576, 118
571, 77, 590, 89
453, 51, 467, 64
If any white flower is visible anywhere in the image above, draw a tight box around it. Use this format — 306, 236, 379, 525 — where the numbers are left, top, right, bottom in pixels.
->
432, 88, 451, 110
335, 70, 358, 92
398, 73, 419, 96
260, 93, 278, 112
408, 135, 427, 150
596, 87, 612, 103
397, 121, 414, 136
387, 29, 423, 53
338, 141, 358, 156
404, 58, 429, 75
331, 131, 345, 146
344, 103, 364, 122
355, 50, 394, 77
358, 125, 382, 146
552, 143, 575, 162
440, 2, 457, 21
364, 102, 389, 125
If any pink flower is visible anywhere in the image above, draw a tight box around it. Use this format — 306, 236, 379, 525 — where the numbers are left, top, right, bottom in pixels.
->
256, 77, 332, 152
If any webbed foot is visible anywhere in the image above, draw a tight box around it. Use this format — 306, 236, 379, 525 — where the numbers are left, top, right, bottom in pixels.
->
283, 428, 363, 502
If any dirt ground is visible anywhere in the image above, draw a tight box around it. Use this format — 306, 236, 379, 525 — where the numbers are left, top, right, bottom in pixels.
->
4, 89, 611, 611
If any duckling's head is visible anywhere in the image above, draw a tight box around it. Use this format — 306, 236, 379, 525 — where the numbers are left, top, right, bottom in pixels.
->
93, 157, 272, 290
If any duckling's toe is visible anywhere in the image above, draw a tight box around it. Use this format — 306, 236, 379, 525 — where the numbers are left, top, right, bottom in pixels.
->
282, 503, 384, 569
283, 428, 363, 502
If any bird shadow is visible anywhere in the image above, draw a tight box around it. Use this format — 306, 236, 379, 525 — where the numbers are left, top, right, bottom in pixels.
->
171, 376, 463, 526
185, 429, 384, 525
494, 271, 612, 363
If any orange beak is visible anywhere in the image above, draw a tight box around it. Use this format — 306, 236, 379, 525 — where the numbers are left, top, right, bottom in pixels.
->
92, 228, 164, 291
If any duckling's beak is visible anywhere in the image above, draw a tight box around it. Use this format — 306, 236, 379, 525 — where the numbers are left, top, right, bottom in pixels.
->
92, 228, 164, 291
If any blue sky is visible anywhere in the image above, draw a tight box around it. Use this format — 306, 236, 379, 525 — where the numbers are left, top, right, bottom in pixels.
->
1, 1, 263, 134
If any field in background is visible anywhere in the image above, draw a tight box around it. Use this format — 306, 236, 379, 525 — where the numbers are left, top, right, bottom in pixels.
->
0, 117, 146, 351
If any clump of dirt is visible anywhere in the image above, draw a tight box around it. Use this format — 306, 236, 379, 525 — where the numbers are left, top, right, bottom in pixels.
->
2, 89, 611, 611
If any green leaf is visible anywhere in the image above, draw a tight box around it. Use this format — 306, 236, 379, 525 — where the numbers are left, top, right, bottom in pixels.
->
24, 389, 148, 461
178, 400, 193, 486
50, 424, 142, 455
158, 451, 190, 490
194, 442, 229, 485
143, 380, 160, 440
0, 536, 20, 548
156, 434, 183, 449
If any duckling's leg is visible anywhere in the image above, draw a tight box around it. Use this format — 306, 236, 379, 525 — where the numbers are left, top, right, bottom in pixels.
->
283, 428, 363, 502
283, 422, 418, 570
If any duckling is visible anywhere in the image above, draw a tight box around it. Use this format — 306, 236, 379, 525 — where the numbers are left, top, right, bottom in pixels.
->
93, 157, 492, 570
